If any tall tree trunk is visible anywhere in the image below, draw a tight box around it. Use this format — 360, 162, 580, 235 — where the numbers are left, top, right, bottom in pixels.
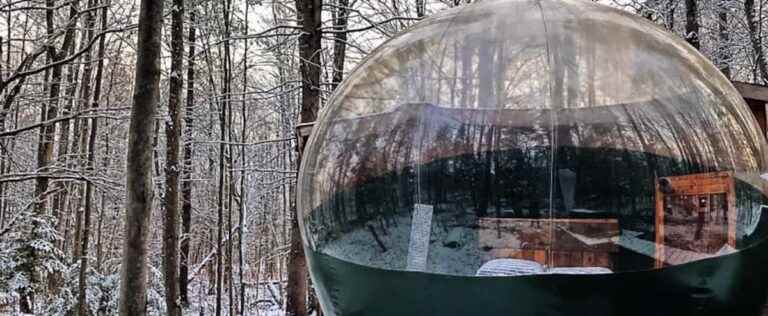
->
52, 33, 79, 251
665, 0, 677, 30
287, 0, 322, 315
22, 2, 79, 312
745, 0, 768, 83
77, 2, 108, 314
117, 0, 165, 313
416, 0, 425, 17
239, 2, 249, 314
180, 7, 197, 308
216, 0, 231, 311
62, 25, 89, 258
36, 0, 78, 211
718, 3, 731, 78
33, 1, 59, 219
0, 8, 11, 229
96, 28, 124, 275
163, 0, 184, 314
331, 0, 349, 92
215, 96, 225, 316
224, 0, 235, 309
73, 3, 99, 260
48, 27, 79, 294
685, 0, 699, 50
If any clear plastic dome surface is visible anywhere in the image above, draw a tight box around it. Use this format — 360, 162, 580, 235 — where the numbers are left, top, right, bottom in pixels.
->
298, 0, 768, 277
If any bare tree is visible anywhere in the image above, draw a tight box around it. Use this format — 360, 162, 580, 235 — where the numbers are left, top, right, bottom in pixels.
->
163, 0, 185, 314
745, 0, 768, 82
117, 0, 165, 313
179, 5, 197, 308
287, 0, 322, 315
718, 1, 731, 78
331, 0, 350, 91
238, 1, 250, 313
77, 2, 109, 315
216, 0, 233, 314
21, 1, 79, 312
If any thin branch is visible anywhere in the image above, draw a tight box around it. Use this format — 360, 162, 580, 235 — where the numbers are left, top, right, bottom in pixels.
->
3, 25, 137, 86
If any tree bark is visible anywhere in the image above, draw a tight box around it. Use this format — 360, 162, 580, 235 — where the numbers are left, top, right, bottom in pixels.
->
117, 0, 164, 313
35, 0, 79, 215
287, 0, 322, 315
216, 0, 231, 311
684, 0, 699, 50
745, 0, 768, 83
223, 2, 235, 313
52, 32, 79, 252
239, 1, 249, 314
331, 0, 349, 92
77, 1, 107, 315
163, 0, 184, 314
180, 7, 197, 308
718, 2, 731, 78
73, 1, 99, 260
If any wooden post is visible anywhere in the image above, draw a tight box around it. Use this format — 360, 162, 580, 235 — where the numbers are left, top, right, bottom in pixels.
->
655, 177, 665, 269
727, 175, 737, 247
764, 101, 768, 139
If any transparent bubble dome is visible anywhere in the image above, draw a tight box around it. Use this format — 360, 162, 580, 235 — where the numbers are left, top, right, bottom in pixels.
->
298, 0, 768, 278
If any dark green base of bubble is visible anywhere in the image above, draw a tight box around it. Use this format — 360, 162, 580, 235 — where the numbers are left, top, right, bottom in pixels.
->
306, 239, 768, 316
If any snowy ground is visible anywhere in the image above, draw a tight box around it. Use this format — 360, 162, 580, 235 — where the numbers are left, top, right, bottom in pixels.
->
185, 280, 292, 316
322, 211, 485, 276
320, 209, 737, 276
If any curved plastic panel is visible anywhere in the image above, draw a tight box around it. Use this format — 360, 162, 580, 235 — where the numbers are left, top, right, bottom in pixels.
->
297, 0, 768, 286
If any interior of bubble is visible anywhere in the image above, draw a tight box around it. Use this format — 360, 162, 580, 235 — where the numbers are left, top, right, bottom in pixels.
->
297, 0, 768, 277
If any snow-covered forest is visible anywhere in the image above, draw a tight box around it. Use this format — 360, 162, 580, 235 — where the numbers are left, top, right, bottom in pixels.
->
0, 0, 764, 315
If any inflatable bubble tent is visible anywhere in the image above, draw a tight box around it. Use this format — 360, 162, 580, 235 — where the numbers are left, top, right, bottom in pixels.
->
297, 0, 768, 314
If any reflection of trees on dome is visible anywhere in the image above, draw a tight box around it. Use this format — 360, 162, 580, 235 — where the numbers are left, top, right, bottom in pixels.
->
297, 0, 768, 314
303, 103, 768, 274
